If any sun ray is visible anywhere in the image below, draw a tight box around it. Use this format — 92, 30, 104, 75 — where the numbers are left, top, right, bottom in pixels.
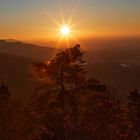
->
70, 18, 87, 28
45, 5, 84, 48
60, 8, 65, 26
67, 8, 76, 26
45, 13, 61, 27
65, 36, 70, 48
56, 36, 64, 48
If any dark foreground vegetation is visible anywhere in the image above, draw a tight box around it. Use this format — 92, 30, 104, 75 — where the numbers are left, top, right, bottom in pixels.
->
0, 45, 140, 140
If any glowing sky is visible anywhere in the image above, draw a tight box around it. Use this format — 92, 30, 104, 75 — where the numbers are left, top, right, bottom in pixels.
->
0, 0, 140, 42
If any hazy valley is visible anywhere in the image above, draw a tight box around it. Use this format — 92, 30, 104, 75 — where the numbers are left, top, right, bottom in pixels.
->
0, 38, 140, 100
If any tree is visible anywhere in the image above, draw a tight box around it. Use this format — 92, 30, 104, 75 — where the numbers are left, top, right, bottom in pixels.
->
82, 91, 134, 140
31, 45, 86, 139
128, 89, 140, 139
33, 44, 86, 92
0, 84, 16, 140
30, 45, 135, 140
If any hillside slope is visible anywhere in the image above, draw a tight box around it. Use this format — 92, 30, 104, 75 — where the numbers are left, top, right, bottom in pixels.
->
0, 52, 34, 100
0, 40, 56, 60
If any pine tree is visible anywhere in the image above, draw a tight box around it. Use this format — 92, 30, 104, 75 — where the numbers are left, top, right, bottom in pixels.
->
29, 45, 135, 140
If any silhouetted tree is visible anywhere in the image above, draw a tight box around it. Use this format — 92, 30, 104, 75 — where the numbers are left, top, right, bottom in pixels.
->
0, 84, 16, 140
31, 45, 86, 139
33, 44, 86, 92
82, 78, 106, 92
82, 91, 134, 140
29, 45, 135, 140
128, 89, 140, 139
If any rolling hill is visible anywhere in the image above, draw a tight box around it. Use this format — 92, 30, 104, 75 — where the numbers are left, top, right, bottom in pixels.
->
0, 39, 56, 60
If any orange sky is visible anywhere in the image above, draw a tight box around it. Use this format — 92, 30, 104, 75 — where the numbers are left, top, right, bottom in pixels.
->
0, 0, 140, 45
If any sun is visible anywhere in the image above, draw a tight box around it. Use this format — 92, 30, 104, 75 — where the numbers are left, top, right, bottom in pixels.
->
60, 25, 71, 36
47, 12, 82, 47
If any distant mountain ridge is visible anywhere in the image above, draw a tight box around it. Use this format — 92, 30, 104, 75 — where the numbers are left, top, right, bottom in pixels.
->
0, 39, 56, 60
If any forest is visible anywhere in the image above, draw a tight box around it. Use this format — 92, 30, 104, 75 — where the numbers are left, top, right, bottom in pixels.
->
0, 45, 140, 140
